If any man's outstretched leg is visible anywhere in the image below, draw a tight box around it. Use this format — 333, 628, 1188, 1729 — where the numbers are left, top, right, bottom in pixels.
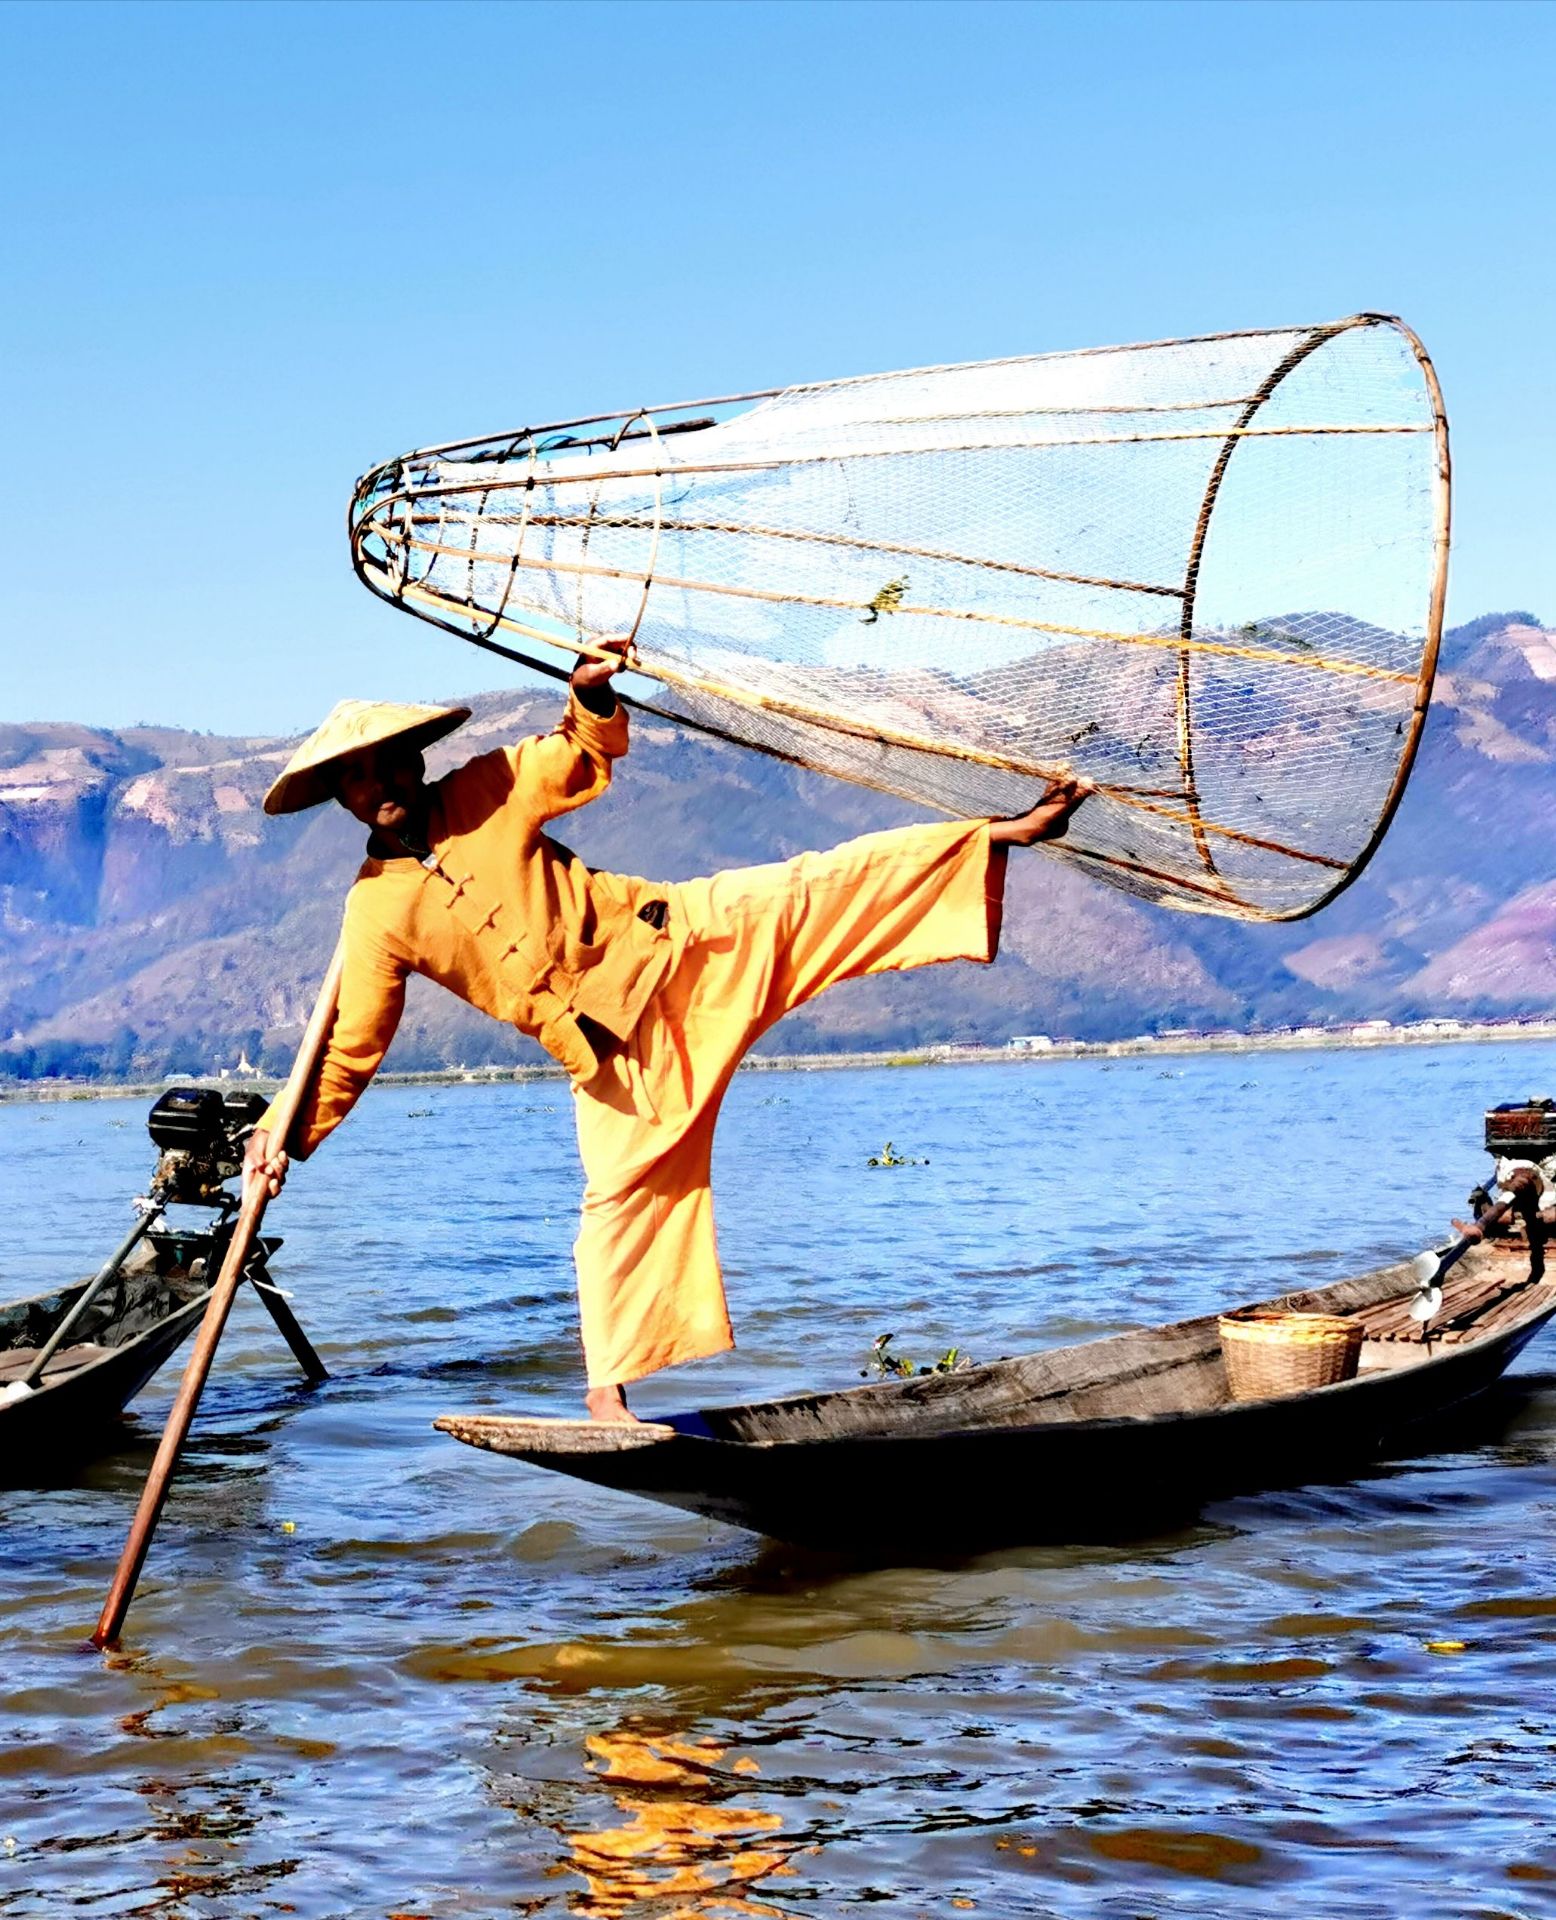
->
730, 776, 1093, 1025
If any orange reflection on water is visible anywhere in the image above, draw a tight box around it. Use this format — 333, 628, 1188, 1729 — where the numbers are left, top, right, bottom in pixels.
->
564, 1728, 794, 1918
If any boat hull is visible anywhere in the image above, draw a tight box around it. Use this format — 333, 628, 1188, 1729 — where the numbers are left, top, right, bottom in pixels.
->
0, 1289, 211, 1471
439, 1248, 1556, 1550
529, 1320, 1546, 1549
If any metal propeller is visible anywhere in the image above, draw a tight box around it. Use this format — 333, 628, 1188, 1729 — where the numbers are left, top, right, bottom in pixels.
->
1408, 1248, 1445, 1328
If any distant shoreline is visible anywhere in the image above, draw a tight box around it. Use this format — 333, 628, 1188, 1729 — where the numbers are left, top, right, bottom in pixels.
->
3, 1018, 1555, 1104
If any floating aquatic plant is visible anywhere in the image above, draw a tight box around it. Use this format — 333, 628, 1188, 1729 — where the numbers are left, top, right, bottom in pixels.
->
862, 1333, 975, 1379
867, 1140, 928, 1167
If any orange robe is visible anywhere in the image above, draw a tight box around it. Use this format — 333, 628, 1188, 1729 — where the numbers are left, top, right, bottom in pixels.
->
573, 820, 1004, 1386
263, 694, 1006, 1387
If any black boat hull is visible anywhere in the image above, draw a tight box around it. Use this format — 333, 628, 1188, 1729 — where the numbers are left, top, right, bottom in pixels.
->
0, 1289, 211, 1471
534, 1315, 1548, 1549
438, 1248, 1556, 1550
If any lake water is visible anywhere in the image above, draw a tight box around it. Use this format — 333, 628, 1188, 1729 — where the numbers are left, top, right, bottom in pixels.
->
3, 1042, 1556, 1918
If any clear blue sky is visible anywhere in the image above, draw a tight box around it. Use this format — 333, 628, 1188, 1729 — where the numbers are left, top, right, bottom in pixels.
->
3, 0, 1551, 735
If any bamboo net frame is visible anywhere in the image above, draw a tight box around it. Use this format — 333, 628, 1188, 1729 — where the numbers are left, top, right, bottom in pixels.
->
348, 313, 1449, 921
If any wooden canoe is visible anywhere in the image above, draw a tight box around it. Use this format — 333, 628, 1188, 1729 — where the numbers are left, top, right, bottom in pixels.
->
436, 1243, 1556, 1549
0, 1227, 280, 1471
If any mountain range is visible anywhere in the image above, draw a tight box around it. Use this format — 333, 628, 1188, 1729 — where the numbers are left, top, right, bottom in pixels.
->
2, 613, 1552, 1082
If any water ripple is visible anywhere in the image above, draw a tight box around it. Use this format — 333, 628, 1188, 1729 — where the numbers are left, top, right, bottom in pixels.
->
3, 1045, 1556, 1914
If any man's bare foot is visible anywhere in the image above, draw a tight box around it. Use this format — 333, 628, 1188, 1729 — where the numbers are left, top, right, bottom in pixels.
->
989, 775, 1095, 847
585, 1383, 641, 1424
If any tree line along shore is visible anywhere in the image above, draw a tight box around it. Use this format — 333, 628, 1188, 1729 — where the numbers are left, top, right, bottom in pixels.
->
4, 1017, 1555, 1105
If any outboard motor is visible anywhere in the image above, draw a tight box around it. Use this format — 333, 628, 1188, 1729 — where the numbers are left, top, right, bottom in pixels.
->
1, 1088, 280, 1407
146, 1087, 269, 1209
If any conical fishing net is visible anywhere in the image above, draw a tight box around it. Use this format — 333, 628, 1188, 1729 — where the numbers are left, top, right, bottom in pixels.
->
349, 314, 1448, 921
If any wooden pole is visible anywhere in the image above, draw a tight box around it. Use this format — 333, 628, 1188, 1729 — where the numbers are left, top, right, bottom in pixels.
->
92, 944, 344, 1649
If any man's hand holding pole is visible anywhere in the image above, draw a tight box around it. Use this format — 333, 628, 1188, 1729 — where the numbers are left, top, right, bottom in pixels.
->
243, 1128, 290, 1199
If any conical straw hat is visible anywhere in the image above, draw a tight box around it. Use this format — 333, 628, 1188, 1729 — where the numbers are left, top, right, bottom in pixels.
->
264, 699, 471, 815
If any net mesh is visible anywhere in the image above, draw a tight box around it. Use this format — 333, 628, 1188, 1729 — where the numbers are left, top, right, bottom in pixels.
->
349, 315, 1447, 920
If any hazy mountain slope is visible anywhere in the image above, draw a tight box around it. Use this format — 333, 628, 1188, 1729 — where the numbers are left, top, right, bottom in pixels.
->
1, 615, 1551, 1080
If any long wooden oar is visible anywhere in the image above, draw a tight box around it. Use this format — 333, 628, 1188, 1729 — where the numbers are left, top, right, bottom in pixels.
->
92, 943, 344, 1649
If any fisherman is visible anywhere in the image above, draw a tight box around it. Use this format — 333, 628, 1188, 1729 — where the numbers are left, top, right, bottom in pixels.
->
245, 643, 1091, 1421
1456, 1159, 1556, 1243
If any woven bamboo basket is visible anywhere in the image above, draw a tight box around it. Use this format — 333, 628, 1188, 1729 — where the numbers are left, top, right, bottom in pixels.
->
1218, 1310, 1364, 1402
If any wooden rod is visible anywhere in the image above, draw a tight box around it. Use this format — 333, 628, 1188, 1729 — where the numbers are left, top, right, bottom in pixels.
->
382, 574, 1090, 781
367, 314, 1388, 469
1059, 843, 1279, 917
92, 943, 345, 1649
379, 575, 1397, 850
370, 529, 1414, 684
1284, 316, 1452, 924
411, 506, 1189, 601
1110, 796, 1349, 869
347, 573, 1324, 921
376, 420, 1434, 499
776, 396, 1264, 423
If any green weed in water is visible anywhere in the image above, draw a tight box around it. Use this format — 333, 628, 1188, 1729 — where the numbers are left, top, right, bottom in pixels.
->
867, 1140, 928, 1167
863, 1333, 976, 1379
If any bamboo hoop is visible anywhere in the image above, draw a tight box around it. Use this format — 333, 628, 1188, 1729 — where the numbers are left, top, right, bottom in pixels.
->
474, 437, 539, 644
608, 408, 664, 652
1173, 319, 1357, 881
1302, 315, 1451, 921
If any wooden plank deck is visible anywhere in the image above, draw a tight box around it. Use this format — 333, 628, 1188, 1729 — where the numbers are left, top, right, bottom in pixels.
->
1352, 1265, 1555, 1346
